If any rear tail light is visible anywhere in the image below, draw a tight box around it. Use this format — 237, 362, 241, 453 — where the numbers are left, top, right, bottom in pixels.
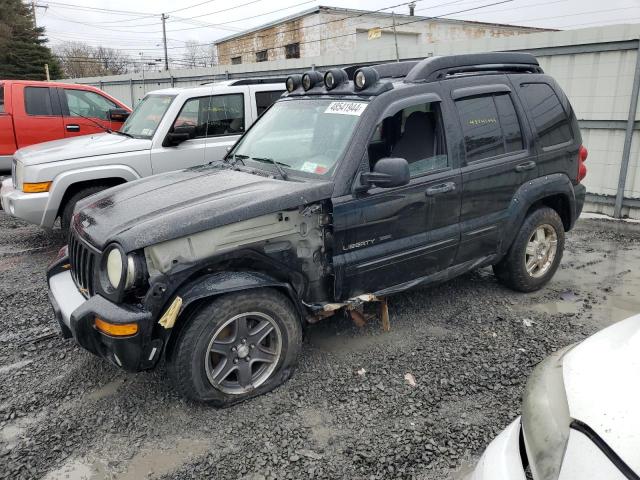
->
577, 145, 588, 183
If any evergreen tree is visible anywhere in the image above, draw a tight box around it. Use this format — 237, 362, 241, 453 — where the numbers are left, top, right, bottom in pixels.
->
0, 0, 61, 80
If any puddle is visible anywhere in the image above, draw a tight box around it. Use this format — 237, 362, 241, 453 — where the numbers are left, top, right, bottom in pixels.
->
118, 438, 210, 480
86, 378, 126, 401
521, 238, 640, 328
0, 359, 33, 374
42, 460, 95, 480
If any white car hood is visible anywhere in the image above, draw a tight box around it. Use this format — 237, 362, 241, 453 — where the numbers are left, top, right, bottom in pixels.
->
14, 133, 151, 166
563, 313, 640, 474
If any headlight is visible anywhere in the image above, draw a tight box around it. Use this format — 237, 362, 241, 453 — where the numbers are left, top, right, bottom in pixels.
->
521, 344, 577, 480
104, 245, 139, 291
14, 160, 24, 190
106, 247, 124, 289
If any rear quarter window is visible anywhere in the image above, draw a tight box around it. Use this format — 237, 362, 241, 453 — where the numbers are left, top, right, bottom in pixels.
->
520, 83, 573, 148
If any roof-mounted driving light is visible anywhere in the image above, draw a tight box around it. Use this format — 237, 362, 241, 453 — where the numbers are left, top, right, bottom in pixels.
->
354, 67, 379, 91
302, 70, 323, 91
324, 69, 348, 90
286, 74, 301, 92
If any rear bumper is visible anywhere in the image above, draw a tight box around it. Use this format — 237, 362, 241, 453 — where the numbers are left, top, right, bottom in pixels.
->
467, 418, 527, 480
573, 183, 586, 226
47, 254, 159, 371
1, 177, 50, 226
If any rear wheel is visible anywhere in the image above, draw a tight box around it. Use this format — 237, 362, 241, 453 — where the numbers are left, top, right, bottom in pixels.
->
168, 288, 302, 406
493, 207, 565, 292
60, 185, 109, 232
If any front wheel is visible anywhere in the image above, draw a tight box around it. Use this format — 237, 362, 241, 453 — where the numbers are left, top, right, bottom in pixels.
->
168, 288, 302, 406
493, 206, 565, 292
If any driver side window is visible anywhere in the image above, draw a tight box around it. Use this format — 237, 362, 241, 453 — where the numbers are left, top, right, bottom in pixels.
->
368, 102, 448, 177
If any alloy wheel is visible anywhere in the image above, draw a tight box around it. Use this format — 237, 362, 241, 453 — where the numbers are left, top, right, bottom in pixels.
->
524, 224, 558, 278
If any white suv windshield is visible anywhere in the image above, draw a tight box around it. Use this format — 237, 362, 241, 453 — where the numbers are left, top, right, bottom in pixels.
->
230, 99, 366, 176
121, 94, 175, 139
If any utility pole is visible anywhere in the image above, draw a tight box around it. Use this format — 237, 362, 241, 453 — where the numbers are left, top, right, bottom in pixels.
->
44, 63, 50, 81
31, 1, 48, 28
392, 12, 400, 62
161, 14, 169, 71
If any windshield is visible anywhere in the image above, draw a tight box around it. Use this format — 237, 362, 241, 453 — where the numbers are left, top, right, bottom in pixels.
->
121, 94, 175, 139
229, 99, 366, 176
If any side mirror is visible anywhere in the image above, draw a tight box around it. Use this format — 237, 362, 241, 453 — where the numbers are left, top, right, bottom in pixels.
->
108, 108, 130, 122
164, 125, 197, 147
360, 157, 410, 189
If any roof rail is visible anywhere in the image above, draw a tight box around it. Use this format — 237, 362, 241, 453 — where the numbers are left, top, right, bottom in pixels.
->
404, 53, 542, 83
343, 61, 419, 80
201, 77, 286, 86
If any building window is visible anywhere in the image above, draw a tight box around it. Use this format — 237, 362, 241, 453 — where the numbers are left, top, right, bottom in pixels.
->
256, 50, 268, 62
285, 43, 300, 59
231, 56, 242, 65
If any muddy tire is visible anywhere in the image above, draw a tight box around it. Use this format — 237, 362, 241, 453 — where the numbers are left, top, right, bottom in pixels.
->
493, 206, 565, 293
60, 185, 109, 232
168, 288, 302, 406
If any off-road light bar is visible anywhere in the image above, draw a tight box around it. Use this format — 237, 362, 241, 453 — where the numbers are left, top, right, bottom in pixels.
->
324, 69, 348, 90
354, 67, 379, 91
286, 74, 301, 92
302, 70, 323, 91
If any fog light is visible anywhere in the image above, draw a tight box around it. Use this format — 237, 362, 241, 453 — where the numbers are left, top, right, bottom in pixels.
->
22, 181, 52, 193
95, 318, 138, 337
353, 67, 379, 90
286, 75, 301, 92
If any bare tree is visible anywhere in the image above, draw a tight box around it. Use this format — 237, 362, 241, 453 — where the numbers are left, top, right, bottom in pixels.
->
182, 40, 208, 68
54, 41, 131, 78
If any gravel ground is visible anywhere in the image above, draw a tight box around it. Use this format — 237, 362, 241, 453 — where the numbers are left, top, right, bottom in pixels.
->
1, 211, 639, 480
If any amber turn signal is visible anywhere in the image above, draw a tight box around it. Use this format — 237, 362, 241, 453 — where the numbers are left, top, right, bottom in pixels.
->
22, 182, 52, 193
94, 318, 138, 337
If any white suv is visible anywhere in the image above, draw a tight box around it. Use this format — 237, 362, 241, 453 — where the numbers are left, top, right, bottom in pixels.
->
1, 78, 284, 229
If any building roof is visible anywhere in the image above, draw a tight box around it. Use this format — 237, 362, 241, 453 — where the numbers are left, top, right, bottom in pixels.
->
214, 5, 550, 45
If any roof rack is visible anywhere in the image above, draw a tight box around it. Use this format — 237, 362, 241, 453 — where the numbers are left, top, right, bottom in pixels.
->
404, 53, 542, 83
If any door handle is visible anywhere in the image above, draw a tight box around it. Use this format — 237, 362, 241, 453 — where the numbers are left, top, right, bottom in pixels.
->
66, 124, 80, 132
425, 182, 456, 196
515, 161, 536, 172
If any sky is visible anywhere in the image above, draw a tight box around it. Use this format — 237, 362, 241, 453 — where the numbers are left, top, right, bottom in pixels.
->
33, 0, 640, 67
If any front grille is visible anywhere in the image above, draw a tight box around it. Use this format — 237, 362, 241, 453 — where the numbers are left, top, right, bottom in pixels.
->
68, 231, 98, 297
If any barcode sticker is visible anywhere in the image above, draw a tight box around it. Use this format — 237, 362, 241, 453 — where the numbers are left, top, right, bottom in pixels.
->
325, 102, 367, 116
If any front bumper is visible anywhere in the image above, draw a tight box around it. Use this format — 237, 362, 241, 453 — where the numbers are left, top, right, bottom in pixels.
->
1, 177, 50, 226
467, 417, 527, 480
47, 256, 160, 371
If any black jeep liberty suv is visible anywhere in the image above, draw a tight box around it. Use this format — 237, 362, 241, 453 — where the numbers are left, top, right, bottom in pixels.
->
47, 53, 587, 405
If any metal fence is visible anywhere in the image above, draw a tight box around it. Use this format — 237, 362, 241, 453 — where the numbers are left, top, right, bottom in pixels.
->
68, 24, 640, 219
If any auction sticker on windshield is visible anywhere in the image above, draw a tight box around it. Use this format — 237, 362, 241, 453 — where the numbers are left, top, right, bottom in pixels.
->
325, 102, 367, 116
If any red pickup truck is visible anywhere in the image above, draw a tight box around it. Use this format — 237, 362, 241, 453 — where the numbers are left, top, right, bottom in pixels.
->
0, 80, 131, 171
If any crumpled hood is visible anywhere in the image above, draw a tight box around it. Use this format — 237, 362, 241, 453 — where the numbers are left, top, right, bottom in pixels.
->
15, 133, 151, 166
73, 166, 333, 251
563, 313, 640, 474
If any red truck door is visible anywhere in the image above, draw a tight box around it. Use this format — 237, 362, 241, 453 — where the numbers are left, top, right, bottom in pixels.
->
0, 82, 18, 161
12, 84, 65, 148
57, 87, 123, 137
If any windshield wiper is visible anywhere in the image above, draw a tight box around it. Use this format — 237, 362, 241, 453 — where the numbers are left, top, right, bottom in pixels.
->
250, 157, 289, 180
69, 110, 112, 134
113, 130, 135, 138
227, 153, 247, 167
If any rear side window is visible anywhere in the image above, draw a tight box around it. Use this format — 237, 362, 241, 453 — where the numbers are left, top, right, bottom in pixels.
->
255, 90, 284, 116
456, 93, 524, 162
520, 83, 572, 148
25, 87, 55, 116
172, 93, 244, 138
0, 84, 4, 113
